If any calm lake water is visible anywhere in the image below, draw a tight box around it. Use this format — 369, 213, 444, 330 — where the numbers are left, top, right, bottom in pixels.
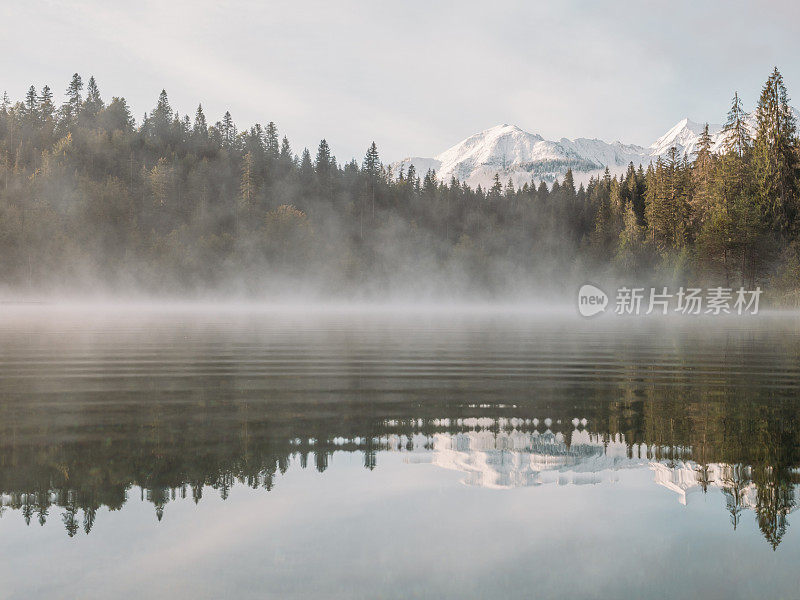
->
1, 306, 800, 599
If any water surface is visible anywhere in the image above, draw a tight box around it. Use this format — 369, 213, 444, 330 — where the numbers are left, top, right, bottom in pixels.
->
1, 307, 799, 599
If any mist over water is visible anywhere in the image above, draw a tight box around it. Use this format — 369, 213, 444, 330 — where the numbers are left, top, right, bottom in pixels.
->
2, 307, 800, 599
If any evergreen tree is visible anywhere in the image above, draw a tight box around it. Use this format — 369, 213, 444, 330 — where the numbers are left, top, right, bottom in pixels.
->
488, 174, 503, 200
722, 91, 751, 157
562, 168, 576, 197
147, 89, 173, 142
299, 148, 314, 180
362, 141, 380, 177
692, 124, 715, 224
406, 163, 416, 187
83, 76, 104, 117
362, 141, 380, 220
23, 85, 38, 121
221, 110, 236, 147
315, 139, 331, 174
315, 139, 333, 199
504, 178, 515, 198
280, 136, 292, 161
39, 86, 55, 122
62, 73, 83, 124
265, 122, 279, 158
192, 104, 208, 139
753, 67, 798, 236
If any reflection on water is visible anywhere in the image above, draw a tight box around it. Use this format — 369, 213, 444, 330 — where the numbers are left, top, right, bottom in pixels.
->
1, 308, 800, 596
5, 416, 797, 547
421, 427, 800, 540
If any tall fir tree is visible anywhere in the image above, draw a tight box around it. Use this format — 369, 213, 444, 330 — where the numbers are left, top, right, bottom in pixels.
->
221, 110, 236, 147
192, 104, 208, 139
264, 122, 280, 159
722, 92, 751, 157
23, 85, 38, 121
83, 76, 104, 118
148, 89, 173, 141
38, 86, 55, 122
61, 73, 83, 125
753, 67, 798, 236
362, 141, 380, 221
692, 123, 715, 224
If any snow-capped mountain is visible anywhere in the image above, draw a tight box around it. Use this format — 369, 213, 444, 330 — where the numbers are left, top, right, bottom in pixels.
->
393, 108, 799, 190
395, 124, 646, 190
648, 117, 723, 157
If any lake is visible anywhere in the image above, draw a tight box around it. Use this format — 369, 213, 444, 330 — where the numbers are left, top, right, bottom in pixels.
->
1, 306, 799, 599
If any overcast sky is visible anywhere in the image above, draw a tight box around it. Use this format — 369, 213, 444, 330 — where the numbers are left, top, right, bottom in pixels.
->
1, 0, 798, 162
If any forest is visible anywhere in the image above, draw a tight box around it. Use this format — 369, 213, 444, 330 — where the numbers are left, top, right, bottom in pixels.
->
0, 68, 798, 301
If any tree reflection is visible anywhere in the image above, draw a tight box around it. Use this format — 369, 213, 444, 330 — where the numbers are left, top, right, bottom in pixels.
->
1, 387, 799, 545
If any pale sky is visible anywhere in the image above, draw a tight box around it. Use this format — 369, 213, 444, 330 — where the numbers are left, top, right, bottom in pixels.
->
1, 0, 798, 162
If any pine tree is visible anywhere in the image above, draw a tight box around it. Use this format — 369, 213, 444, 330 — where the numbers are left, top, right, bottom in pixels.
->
692, 123, 715, 224
62, 73, 83, 124
265, 122, 279, 158
315, 139, 333, 199
193, 104, 208, 139
722, 92, 751, 157
406, 163, 416, 187
221, 110, 235, 147
24, 85, 38, 121
695, 123, 713, 164
362, 141, 379, 177
39, 86, 55, 122
362, 142, 380, 221
83, 76, 104, 117
645, 152, 691, 252
753, 67, 798, 236
562, 168, 576, 197
299, 148, 313, 180
243, 124, 265, 159
147, 89, 173, 141
280, 136, 292, 164
488, 174, 503, 200
315, 139, 331, 174
504, 178, 515, 198
623, 163, 644, 226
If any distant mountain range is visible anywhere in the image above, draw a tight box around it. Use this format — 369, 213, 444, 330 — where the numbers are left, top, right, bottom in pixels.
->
392, 108, 800, 189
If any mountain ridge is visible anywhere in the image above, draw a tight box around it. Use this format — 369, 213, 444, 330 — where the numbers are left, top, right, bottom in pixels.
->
393, 108, 799, 189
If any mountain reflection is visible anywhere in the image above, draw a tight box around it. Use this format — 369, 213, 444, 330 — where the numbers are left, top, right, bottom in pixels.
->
420, 426, 799, 549
1, 392, 799, 548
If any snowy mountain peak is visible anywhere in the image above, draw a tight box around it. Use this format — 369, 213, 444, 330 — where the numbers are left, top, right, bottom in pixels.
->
395, 123, 647, 189
392, 106, 798, 191
431, 124, 551, 183
450, 123, 544, 148
649, 117, 720, 157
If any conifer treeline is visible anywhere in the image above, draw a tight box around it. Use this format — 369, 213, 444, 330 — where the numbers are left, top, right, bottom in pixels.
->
0, 69, 798, 298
